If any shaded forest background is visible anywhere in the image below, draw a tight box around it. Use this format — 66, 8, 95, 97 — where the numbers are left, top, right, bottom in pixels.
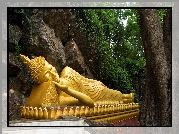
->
74, 8, 149, 103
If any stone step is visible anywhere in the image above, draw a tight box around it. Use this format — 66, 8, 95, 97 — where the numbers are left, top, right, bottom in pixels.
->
9, 119, 89, 126
2, 127, 90, 134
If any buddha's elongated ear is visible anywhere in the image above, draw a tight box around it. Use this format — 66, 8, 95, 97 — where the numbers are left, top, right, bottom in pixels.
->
19, 54, 31, 66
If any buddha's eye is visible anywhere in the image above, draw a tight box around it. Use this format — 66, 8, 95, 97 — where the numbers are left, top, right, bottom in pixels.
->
47, 66, 52, 71
52, 67, 56, 72
44, 72, 49, 78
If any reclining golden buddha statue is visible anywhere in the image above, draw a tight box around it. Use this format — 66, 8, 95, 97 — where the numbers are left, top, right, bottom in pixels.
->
19, 54, 134, 108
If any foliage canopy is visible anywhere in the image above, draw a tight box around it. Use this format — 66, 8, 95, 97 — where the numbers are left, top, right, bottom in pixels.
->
75, 9, 146, 102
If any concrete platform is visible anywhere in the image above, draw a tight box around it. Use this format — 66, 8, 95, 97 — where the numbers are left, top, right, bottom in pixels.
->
4, 119, 90, 134
3, 127, 143, 134
9, 118, 89, 126
2, 127, 90, 134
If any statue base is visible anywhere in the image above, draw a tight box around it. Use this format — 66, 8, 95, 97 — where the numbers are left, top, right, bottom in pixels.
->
3, 127, 90, 134
9, 117, 89, 126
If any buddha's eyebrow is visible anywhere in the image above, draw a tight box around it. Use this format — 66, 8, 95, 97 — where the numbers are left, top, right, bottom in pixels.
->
48, 66, 52, 70
44, 70, 49, 75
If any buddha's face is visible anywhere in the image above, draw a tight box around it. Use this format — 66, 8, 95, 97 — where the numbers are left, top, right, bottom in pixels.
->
38, 60, 59, 82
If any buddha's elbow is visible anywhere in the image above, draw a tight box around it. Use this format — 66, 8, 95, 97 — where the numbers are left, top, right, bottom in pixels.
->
87, 101, 94, 107
81, 95, 94, 107
83, 98, 94, 107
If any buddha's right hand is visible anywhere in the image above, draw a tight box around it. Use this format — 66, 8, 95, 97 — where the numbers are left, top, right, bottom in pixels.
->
52, 81, 68, 91
46, 70, 60, 82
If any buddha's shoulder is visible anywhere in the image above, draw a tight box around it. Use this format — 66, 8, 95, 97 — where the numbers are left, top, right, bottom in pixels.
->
61, 66, 80, 76
63, 66, 75, 72
60, 66, 73, 77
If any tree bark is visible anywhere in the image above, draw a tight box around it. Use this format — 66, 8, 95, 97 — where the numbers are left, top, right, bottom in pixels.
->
137, 9, 171, 126
163, 9, 172, 66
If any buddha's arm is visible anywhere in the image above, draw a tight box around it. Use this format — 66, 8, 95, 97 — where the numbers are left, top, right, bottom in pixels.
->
52, 81, 94, 107
59, 96, 87, 106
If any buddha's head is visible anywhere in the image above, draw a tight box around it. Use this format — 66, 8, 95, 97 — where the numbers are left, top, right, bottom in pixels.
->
19, 54, 59, 83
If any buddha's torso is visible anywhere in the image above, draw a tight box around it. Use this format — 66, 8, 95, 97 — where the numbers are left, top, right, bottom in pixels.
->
59, 67, 122, 103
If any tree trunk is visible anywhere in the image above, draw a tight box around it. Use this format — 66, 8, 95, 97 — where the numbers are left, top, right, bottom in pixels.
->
137, 9, 171, 126
163, 9, 172, 66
